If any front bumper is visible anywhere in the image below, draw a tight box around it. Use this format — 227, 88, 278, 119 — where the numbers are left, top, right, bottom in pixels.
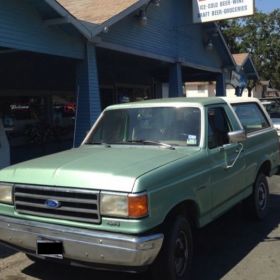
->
0, 216, 163, 269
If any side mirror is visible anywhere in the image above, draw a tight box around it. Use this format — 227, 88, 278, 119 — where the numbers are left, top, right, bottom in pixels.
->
228, 130, 246, 144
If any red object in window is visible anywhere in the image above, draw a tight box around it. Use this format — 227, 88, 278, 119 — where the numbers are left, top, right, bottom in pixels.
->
63, 102, 76, 114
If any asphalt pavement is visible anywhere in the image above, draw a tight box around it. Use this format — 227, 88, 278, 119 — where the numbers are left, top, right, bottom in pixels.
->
0, 176, 280, 280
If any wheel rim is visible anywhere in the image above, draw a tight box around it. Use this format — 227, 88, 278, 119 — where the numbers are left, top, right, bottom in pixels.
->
174, 230, 189, 277
258, 182, 267, 210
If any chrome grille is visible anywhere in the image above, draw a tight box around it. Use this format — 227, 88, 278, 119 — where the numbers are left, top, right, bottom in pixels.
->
14, 184, 100, 224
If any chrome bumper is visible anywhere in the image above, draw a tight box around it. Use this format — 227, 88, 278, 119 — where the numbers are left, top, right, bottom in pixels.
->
0, 216, 163, 268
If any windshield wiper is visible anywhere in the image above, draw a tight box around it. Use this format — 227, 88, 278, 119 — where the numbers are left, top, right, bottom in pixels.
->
86, 142, 111, 147
126, 140, 175, 150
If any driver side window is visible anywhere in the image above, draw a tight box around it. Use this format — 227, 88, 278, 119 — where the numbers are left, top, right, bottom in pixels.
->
208, 107, 232, 149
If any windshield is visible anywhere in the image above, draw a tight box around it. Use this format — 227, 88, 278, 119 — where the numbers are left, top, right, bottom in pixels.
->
86, 107, 201, 147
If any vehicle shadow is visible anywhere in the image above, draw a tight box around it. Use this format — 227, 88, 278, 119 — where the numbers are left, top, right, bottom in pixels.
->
191, 192, 280, 280
21, 193, 280, 280
0, 244, 17, 259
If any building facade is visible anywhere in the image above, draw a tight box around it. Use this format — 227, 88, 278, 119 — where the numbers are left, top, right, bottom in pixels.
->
0, 0, 235, 164
185, 52, 259, 98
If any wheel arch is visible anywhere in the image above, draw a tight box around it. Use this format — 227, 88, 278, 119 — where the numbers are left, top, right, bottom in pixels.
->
257, 160, 271, 177
162, 199, 200, 229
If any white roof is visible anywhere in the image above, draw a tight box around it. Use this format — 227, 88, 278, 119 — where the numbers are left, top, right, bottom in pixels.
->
221, 97, 259, 103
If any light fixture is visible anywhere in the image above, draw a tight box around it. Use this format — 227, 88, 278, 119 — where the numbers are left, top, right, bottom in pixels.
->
205, 39, 214, 51
152, 0, 161, 7
137, 0, 160, 26
139, 10, 148, 26
103, 26, 109, 33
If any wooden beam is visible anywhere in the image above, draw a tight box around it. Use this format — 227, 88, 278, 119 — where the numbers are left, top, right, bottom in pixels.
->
44, 17, 71, 26
0, 48, 19, 54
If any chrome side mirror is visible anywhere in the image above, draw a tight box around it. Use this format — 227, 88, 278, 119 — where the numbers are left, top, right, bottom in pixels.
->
228, 130, 246, 144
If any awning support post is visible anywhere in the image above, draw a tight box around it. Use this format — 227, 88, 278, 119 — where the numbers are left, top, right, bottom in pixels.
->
74, 42, 101, 147
216, 73, 226, 96
169, 63, 183, 97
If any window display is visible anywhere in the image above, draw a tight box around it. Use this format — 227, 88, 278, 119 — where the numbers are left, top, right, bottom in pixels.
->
0, 94, 75, 163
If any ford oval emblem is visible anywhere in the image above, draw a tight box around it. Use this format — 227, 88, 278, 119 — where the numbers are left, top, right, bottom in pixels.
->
45, 199, 61, 209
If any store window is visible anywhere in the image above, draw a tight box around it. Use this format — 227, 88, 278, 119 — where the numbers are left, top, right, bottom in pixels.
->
0, 94, 75, 163
100, 84, 153, 109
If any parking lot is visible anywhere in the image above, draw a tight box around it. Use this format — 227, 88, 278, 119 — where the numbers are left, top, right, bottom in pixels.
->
0, 176, 280, 280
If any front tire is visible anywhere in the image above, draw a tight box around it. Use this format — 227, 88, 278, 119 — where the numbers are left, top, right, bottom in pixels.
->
244, 173, 270, 220
152, 216, 193, 280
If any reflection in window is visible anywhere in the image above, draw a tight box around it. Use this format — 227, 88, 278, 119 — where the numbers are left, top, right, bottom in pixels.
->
232, 103, 270, 133
208, 107, 231, 149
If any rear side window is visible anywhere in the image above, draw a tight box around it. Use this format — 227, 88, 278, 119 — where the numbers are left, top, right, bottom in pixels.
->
232, 103, 270, 133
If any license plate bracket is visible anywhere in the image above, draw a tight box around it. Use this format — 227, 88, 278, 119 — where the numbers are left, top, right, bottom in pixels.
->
36, 239, 63, 259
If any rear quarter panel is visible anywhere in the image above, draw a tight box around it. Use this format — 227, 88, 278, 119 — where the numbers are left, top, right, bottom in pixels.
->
229, 99, 280, 186
244, 128, 279, 186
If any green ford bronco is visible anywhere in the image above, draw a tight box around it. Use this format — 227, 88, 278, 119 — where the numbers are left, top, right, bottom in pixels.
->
0, 97, 279, 280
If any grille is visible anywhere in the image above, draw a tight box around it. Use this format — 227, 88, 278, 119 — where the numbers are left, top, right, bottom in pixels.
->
14, 184, 100, 224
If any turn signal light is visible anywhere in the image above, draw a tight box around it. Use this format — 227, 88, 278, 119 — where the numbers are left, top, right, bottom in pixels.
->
128, 194, 149, 218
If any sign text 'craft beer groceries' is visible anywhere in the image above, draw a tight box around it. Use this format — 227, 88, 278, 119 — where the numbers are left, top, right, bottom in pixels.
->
193, 0, 254, 23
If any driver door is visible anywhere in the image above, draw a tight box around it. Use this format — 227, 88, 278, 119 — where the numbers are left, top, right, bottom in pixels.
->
207, 106, 245, 217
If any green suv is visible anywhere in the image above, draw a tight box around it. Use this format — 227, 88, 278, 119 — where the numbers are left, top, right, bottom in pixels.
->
0, 97, 279, 280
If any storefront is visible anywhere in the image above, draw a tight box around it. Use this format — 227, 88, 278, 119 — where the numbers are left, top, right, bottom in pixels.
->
0, 0, 235, 164
0, 90, 75, 163
0, 50, 78, 163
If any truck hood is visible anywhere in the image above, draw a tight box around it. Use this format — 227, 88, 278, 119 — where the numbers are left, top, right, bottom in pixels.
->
0, 145, 199, 193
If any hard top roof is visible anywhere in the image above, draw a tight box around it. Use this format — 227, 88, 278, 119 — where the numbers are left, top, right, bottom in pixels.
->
106, 97, 224, 110
106, 97, 260, 110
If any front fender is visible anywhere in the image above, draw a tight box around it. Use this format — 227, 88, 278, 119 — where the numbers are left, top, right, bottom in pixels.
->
134, 151, 211, 231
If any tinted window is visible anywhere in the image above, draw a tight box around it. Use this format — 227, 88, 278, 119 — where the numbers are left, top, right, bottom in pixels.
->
232, 103, 270, 133
208, 107, 231, 149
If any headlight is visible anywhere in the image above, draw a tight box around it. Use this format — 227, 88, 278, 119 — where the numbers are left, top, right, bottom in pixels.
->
0, 183, 13, 204
101, 192, 148, 219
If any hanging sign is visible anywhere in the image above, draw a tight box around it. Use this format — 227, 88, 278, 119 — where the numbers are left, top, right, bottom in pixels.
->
193, 0, 254, 23
230, 70, 247, 88
230, 70, 242, 87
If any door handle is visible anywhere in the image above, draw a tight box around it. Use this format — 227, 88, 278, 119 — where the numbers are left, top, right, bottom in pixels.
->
235, 147, 245, 153
225, 143, 244, 169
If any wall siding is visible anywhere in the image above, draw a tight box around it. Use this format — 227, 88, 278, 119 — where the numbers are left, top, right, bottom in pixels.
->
0, 0, 84, 59
101, 0, 223, 71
